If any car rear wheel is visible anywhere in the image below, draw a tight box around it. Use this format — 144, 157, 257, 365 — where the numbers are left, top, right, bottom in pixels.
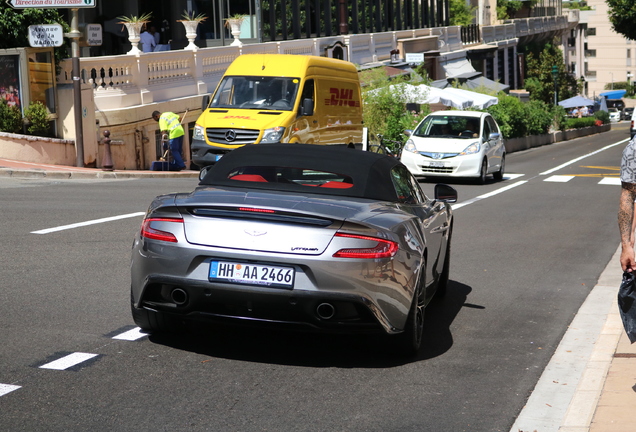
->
435, 226, 452, 298
394, 272, 425, 355
493, 155, 505, 181
130, 292, 174, 332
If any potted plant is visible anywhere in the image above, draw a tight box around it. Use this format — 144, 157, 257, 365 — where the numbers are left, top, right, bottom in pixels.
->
178, 10, 207, 51
225, 14, 246, 47
118, 12, 153, 55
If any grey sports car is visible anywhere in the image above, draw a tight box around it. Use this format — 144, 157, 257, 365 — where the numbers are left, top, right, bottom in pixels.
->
131, 143, 456, 354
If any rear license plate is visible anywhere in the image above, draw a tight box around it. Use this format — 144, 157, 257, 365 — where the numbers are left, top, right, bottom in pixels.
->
428, 161, 445, 168
209, 261, 295, 288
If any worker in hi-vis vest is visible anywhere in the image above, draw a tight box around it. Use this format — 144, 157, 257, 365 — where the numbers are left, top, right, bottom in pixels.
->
152, 110, 186, 171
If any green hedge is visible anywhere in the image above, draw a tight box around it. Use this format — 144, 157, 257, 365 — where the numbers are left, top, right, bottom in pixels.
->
565, 117, 597, 129
487, 95, 564, 139
0, 99, 23, 133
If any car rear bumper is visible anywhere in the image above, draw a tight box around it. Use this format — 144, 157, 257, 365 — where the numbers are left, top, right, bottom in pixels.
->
131, 238, 416, 334
135, 274, 388, 333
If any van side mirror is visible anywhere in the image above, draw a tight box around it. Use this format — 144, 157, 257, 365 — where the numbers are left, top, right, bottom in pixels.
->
201, 95, 210, 111
301, 98, 314, 116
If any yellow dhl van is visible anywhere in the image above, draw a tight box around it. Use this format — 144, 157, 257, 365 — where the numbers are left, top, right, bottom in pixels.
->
191, 54, 364, 167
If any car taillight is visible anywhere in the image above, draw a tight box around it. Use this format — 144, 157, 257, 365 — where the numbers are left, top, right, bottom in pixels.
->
238, 207, 276, 213
332, 233, 399, 259
141, 217, 183, 243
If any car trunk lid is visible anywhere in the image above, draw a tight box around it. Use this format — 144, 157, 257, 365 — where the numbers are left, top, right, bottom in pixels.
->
176, 189, 379, 255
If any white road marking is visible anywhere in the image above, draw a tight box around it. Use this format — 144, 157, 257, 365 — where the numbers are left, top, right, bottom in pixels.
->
31, 212, 145, 234
0, 384, 21, 397
540, 139, 629, 176
112, 327, 147, 341
544, 175, 574, 182
39, 353, 99, 370
504, 173, 525, 180
452, 181, 528, 210
599, 177, 621, 185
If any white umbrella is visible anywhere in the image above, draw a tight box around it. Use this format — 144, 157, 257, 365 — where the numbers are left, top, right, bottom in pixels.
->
366, 83, 474, 110
440, 87, 499, 109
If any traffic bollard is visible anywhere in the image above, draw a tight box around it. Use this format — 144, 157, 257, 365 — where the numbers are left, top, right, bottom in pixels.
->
102, 130, 114, 171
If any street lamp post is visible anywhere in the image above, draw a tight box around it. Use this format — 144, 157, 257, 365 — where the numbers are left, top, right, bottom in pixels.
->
551, 65, 559, 106
628, 72, 633, 95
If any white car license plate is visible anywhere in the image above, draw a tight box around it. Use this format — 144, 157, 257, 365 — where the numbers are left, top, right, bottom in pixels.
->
209, 261, 295, 288
428, 161, 445, 168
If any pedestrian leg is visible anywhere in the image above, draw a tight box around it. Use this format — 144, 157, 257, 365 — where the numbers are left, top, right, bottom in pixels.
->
169, 136, 186, 170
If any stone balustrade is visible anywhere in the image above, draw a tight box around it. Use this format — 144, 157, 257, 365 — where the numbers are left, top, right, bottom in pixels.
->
57, 24, 496, 111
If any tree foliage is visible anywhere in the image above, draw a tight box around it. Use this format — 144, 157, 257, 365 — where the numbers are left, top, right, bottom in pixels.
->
497, 0, 523, 20
524, 40, 581, 105
606, 0, 636, 41
0, 4, 69, 64
360, 69, 431, 149
449, 0, 475, 27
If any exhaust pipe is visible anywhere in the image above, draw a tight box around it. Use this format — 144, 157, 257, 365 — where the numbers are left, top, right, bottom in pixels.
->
171, 288, 188, 305
316, 303, 336, 320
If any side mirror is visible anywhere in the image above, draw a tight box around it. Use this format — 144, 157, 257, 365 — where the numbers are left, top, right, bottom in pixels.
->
198, 165, 212, 182
201, 95, 210, 111
404, 129, 413, 137
301, 98, 314, 116
434, 184, 457, 203
488, 132, 501, 141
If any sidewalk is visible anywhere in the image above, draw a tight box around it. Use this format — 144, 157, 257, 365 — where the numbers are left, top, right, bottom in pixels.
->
1, 158, 634, 432
0, 158, 199, 179
511, 248, 635, 432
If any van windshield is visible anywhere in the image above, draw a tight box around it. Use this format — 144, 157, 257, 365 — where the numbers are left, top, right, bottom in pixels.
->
211, 76, 300, 111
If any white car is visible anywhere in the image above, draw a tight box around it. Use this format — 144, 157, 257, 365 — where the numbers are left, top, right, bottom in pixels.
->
609, 108, 621, 123
400, 111, 506, 184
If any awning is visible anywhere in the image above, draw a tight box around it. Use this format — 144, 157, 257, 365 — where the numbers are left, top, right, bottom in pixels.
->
431, 74, 509, 93
558, 95, 594, 109
441, 58, 477, 78
599, 90, 627, 99
366, 83, 499, 110
467, 44, 497, 61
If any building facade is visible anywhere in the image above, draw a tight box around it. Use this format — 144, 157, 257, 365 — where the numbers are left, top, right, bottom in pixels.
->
564, 0, 632, 98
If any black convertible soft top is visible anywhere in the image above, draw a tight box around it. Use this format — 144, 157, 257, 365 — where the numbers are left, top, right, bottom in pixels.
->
199, 143, 402, 202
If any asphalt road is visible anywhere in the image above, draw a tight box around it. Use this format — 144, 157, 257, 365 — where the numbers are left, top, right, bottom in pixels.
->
0, 123, 629, 432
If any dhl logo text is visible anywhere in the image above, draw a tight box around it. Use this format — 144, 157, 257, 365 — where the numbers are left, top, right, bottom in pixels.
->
325, 88, 360, 107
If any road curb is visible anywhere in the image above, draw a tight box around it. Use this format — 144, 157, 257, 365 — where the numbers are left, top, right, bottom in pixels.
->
0, 168, 199, 179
